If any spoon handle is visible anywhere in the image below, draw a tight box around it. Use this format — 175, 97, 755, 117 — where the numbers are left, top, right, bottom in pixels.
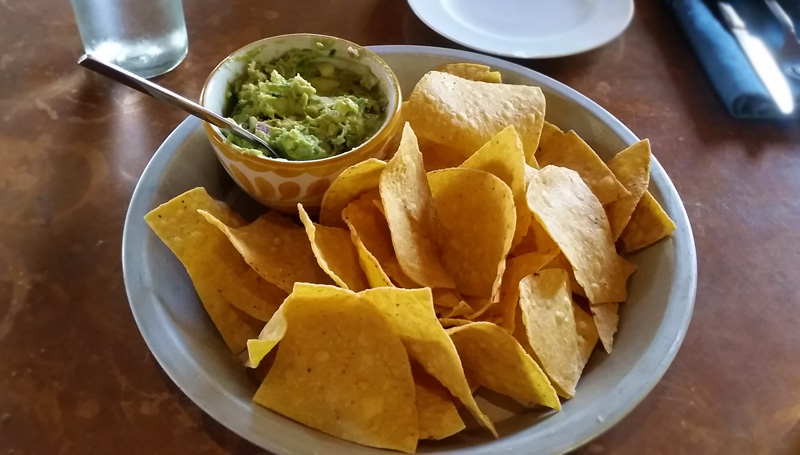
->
77, 54, 279, 158
764, 0, 796, 38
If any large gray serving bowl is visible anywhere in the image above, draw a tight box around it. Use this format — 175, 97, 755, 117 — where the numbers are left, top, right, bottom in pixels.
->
122, 45, 697, 455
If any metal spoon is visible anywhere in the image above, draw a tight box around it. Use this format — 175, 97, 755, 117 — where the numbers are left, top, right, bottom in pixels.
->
77, 54, 281, 158
763, 0, 800, 79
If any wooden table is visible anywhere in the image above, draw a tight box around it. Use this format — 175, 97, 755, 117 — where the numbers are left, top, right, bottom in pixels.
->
2, 0, 799, 453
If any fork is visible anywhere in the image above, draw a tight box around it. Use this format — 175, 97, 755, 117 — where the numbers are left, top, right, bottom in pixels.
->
764, 0, 800, 79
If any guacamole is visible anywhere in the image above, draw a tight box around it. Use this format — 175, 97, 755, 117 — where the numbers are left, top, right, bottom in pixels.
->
225, 46, 387, 161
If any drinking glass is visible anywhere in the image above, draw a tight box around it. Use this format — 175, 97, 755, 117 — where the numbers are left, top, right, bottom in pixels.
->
71, 0, 188, 78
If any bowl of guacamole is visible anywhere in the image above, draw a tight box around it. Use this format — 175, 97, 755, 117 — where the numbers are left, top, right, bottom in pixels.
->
226, 47, 387, 161
200, 34, 402, 211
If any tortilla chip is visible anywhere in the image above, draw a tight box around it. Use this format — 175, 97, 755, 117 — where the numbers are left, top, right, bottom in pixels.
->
199, 210, 332, 292
606, 140, 651, 239
485, 249, 559, 332
340, 194, 397, 288
435, 63, 502, 83
448, 322, 560, 410
573, 303, 599, 369
525, 166, 630, 304
620, 191, 676, 252
591, 302, 620, 354
353, 234, 394, 287
527, 153, 540, 169
219, 268, 286, 322
319, 158, 386, 227
460, 125, 531, 249
544, 253, 586, 297
380, 123, 456, 289
442, 300, 473, 319
514, 166, 556, 259
429, 168, 515, 299
418, 137, 470, 172
538, 121, 563, 152
297, 204, 368, 291
405, 71, 545, 163
359, 287, 496, 436
342, 195, 394, 263
465, 296, 494, 320
144, 188, 262, 353
535, 130, 629, 205
517, 269, 581, 398
247, 282, 385, 367
438, 318, 472, 328
245, 303, 287, 368
414, 367, 465, 440
254, 285, 418, 453
383, 261, 420, 288
510, 214, 560, 258
432, 289, 461, 308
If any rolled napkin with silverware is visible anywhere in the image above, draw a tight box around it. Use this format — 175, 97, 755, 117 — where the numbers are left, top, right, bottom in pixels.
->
664, 0, 800, 119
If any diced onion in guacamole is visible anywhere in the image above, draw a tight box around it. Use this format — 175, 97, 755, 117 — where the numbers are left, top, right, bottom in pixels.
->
225, 47, 387, 161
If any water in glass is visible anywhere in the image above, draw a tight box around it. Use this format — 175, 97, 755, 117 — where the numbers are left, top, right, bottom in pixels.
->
71, 0, 188, 78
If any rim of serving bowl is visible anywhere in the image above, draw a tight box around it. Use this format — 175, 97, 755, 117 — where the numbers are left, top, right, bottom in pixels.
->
200, 33, 402, 169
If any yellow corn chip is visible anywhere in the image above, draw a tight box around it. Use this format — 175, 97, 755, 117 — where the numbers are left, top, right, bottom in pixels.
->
380, 123, 456, 289
527, 154, 540, 169
413, 367, 465, 440
438, 318, 472, 328
526, 166, 630, 304
448, 322, 561, 410
536, 130, 629, 205
434, 63, 502, 83
544, 253, 586, 297
247, 282, 382, 367
342, 194, 394, 263
199, 210, 333, 292
297, 204, 368, 291
352, 233, 394, 287
254, 285, 418, 453
537, 121, 563, 153
219, 268, 286, 322
429, 168, 515, 299
144, 188, 262, 353
319, 158, 386, 227
573, 303, 599, 369
405, 71, 545, 163
359, 287, 496, 437
442, 300, 473, 319
245, 303, 286, 368
485, 249, 559, 332
591, 302, 620, 354
432, 288, 461, 308
384, 261, 420, 288
517, 269, 582, 398
606, 140, 651, 239
341, 194, 397, 288
460, 125, 531, 249
620, 191, 677, 252
510, 214, 559, 258
418, 137, 470, 172
465, 296, 494, 320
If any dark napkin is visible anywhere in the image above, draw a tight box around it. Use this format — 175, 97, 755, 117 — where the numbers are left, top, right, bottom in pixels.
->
664, 0, 800, 119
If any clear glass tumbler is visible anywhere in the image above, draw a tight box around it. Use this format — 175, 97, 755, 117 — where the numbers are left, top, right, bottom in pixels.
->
71, 0, 188, 78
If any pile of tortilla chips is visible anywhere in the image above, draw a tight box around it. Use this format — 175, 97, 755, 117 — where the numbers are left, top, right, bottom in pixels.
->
145, 63, 675, 453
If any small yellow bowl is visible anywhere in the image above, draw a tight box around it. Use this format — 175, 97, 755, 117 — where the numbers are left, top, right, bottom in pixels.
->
200, 34, 402, 212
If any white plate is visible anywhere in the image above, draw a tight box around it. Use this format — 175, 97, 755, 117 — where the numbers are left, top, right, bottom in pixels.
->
122, 45, 696, 454
408, 0, 634, 58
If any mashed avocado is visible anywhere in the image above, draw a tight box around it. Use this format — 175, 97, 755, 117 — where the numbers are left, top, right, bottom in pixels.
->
225, 46, 387, 161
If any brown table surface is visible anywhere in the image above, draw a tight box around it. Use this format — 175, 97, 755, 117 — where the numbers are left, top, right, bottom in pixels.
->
2, 0, 800, 454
